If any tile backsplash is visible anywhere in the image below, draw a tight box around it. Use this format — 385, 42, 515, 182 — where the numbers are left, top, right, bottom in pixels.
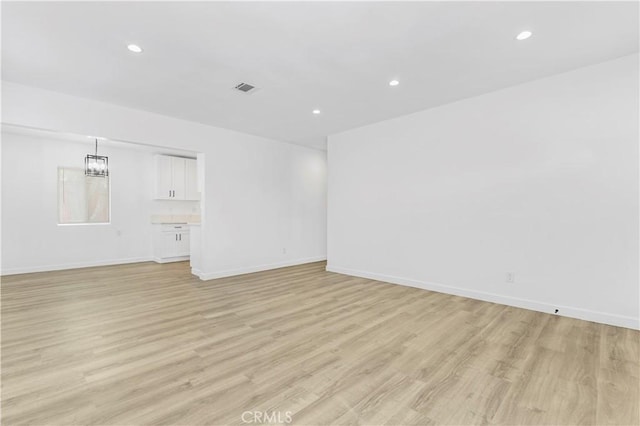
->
150, 200, 200, 215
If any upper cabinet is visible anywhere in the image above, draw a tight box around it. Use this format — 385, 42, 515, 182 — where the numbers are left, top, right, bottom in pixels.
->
154, 155, 200, 200
185, 159, 199, 201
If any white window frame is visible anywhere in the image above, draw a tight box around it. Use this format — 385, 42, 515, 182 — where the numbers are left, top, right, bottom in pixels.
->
57, 166, 112, 226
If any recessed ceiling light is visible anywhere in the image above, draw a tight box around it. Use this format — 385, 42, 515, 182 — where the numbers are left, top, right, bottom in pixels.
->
516, 31, 532, 41
389, 80, 400, 86
127, 44, 143, 53
312, 109, 321, 115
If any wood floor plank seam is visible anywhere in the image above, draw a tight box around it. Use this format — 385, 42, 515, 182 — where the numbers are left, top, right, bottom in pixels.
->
2, 261, 638, 425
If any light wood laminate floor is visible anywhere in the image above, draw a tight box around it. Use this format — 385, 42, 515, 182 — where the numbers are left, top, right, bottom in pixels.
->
2, 261, 638, 425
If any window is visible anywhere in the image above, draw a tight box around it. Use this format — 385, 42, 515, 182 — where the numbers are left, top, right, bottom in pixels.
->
58, 167, 110, 224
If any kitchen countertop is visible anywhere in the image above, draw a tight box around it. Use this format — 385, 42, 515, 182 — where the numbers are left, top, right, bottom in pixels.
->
150, 214, 201, 224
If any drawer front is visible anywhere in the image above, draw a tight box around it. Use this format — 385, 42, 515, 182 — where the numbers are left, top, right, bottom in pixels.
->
161, 224, 188, 232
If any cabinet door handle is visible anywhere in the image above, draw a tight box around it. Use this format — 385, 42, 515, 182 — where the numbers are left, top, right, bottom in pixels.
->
175, 234, 178, 241
179, 234, 182, 241
169, 190, 171, 198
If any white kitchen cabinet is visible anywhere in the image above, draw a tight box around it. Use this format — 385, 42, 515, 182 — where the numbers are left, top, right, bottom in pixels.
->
172, 157, 186, 200
155, 155, 174, 200
154, 155, 199, 200
189, 224, 201, 277
153, 224, 190, 263
185, 159, 200, 201
176, 231, 190, 256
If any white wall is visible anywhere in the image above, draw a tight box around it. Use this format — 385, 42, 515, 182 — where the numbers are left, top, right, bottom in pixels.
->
1, 131, 158, 272
203, 140, 327, 278
1, 82, 327, 278
327, 54, 639, 329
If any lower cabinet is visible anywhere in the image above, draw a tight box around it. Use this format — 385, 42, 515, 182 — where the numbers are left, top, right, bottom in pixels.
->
189, 224, 201, 277
153, 224, 190, 263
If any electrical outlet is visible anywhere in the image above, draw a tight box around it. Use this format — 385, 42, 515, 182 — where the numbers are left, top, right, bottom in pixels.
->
282, 248, 287, 255
506, 272, 515, 283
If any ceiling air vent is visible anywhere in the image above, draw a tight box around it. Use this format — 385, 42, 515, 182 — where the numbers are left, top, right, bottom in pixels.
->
234, 82, 258, 94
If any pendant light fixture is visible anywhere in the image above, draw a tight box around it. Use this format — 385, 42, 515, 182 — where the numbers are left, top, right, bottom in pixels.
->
85, 138, 109, 177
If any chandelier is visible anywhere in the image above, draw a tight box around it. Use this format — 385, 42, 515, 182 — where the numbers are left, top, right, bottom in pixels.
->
85, 138, 109, 177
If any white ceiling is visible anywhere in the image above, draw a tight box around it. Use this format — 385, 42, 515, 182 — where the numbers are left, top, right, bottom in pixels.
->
2, 2, 638, 150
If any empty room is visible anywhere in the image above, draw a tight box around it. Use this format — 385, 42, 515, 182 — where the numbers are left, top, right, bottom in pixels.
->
1, 1, 638, 425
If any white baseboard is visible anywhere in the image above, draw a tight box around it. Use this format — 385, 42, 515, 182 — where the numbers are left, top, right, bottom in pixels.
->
1, 257, 154, 276
199, 256, 327, 281
152, 256, 190, 264
326, 264, 639, 331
